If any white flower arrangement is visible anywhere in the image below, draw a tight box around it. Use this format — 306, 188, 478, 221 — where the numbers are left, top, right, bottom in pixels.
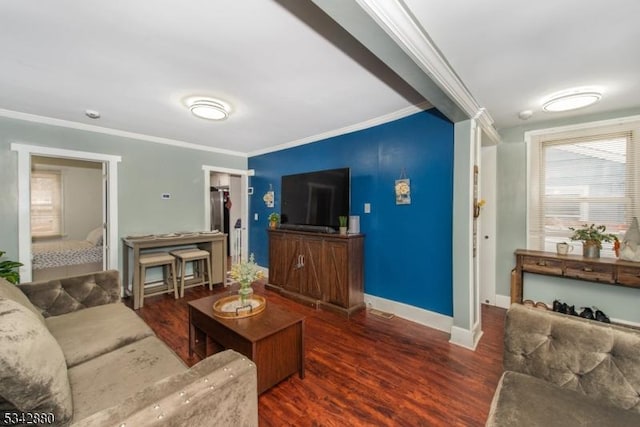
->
229, 253, 264, 286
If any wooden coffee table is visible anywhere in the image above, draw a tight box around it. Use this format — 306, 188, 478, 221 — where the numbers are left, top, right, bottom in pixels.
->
188, 294, 305, 394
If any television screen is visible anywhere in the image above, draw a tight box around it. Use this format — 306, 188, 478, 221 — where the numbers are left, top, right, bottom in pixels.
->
281, 167, 350, 229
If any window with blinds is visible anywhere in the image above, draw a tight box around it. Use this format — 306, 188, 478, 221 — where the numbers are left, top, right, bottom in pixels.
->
31, 170, 63, 236
528, 120, 640, 257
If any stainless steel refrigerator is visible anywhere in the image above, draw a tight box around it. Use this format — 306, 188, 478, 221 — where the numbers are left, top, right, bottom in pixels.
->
210, 187, 230, 255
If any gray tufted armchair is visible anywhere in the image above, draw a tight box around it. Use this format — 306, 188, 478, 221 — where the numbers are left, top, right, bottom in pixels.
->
487, 303, 640, 426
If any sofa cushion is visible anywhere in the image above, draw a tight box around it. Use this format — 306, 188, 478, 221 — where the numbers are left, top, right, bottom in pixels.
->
45, 302, 155, 368
0, 297, 72, 423
68, 336, 186, 421
487, 371, 640, 426
73, 350, 258, 427
0, 276, 45, 323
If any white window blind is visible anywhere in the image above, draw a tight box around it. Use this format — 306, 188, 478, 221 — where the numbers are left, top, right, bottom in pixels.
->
528, 121, 640, 257
31, 170, 63, 236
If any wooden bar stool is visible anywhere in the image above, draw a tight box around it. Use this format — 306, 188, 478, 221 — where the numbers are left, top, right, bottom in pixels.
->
136, 252, 178, 309
170, 248, 213, 297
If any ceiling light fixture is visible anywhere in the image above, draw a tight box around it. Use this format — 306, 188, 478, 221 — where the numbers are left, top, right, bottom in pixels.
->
185, 97, 231, 121
542, 88, 602, 112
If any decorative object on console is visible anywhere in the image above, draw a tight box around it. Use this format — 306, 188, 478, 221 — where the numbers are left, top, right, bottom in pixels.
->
395, 168, 411, 205
556, 242, 573, 255
620, 217, 640, 262
0, 250, 23, 284
568, 223, 618, 258
229, 253, 264, 309
338, 216, 348, 235
348, 215, 360, 234
268, 212, 280, 229
263, 184, 275, 208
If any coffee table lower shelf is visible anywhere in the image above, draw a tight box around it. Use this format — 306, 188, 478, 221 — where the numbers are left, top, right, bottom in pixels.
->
188, 295, 305, 394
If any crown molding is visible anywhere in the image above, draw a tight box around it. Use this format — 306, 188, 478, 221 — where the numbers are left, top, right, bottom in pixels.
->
0, 108, 248, 158
248, 102, 430, 157
354, 0, 501, 145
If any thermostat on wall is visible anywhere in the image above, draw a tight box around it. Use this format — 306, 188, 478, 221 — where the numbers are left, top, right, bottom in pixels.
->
161, 193, 171, 199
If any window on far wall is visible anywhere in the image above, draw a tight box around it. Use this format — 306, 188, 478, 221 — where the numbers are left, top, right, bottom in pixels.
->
31, 170, 63, 237
528, 119, 640, 257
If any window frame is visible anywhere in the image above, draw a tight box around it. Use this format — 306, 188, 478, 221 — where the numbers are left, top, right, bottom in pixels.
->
30, 169, 64, 237
526, 117, 640, 256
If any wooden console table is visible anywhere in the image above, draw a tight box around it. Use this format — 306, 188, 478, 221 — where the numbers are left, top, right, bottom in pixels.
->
512, 249, 640, 304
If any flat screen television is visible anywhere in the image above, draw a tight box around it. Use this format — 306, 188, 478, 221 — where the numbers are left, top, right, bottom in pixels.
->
281, 167, 350, 230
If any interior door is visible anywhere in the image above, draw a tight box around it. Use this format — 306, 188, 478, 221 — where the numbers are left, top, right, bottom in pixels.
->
479, 146, 497, 305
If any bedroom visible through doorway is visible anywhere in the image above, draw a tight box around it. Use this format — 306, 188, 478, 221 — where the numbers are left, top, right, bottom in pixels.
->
30, 156, 105, 282
12, 143, 121, 284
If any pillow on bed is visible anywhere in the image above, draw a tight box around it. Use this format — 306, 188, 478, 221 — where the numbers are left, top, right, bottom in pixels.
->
86, 227, 103, 246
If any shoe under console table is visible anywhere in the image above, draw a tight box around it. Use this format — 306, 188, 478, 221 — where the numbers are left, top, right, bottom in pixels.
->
512, 249, 640, 304
266, 229, 365, 317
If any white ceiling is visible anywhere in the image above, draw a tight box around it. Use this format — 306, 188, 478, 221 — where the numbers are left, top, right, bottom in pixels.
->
1, 0, 639, 155
405, 0, 640, 129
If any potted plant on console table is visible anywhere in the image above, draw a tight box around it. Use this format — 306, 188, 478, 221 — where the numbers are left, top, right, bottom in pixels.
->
569, 224, 618, 258
338, 216, 348, 235
268, 212, 280, 229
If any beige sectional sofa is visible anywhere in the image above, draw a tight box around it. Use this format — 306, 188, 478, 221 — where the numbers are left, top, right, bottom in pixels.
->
486, 303, 640, 426
0, 270, 258, 426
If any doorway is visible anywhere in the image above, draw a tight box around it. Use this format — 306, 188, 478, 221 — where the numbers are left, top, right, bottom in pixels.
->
12, 143, 121, 283
202, 166, 252, 267
30, 156, 104, 281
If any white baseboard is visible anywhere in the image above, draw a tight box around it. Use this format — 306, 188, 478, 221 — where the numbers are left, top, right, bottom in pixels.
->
495, 294, 511, 309
363, 293, 453, 333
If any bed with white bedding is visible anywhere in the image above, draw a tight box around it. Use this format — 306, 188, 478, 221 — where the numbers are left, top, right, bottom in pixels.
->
31, 227, 104, 281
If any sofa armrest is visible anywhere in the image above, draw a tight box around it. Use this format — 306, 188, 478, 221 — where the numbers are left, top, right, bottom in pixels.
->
17, 270, 121, 317
72, 349, 258, 427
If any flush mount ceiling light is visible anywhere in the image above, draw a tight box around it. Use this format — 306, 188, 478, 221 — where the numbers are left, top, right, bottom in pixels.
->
185, 97, 231, 121
542, 88, 603, 112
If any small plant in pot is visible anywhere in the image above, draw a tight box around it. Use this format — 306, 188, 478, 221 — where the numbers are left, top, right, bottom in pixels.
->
338, 216, 348, 235
268, 212, 280, 229
568, 224, 618, 258
0, 250, 23, 284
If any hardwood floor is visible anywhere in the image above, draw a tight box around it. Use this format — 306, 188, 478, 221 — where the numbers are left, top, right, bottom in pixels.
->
132, 282, 506, 426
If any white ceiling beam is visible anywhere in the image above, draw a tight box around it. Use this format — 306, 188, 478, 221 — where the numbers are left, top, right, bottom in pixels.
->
310, 0, 501, 145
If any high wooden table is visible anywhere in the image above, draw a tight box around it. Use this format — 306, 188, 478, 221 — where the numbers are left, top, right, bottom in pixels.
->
188, 294, 305, 394
122, 233, 227, 308
512, 249, 640, 304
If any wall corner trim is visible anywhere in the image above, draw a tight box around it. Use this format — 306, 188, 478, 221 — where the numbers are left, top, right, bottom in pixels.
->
449, 323, 483, 350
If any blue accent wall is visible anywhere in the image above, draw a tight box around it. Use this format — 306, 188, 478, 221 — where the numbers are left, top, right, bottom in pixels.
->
248, 110, 454, 316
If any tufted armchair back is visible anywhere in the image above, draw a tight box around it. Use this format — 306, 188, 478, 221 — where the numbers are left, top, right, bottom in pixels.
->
504, 303, 640, 413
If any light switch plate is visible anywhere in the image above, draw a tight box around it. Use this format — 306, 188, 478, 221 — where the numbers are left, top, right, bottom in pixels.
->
364, 203, 371, 213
